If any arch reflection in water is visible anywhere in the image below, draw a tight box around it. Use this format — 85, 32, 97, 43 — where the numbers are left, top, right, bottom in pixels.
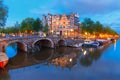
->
55, 47, 68, 55
33, 48, 54, 63
8, 52, 26, 67
6, 43, 26, 67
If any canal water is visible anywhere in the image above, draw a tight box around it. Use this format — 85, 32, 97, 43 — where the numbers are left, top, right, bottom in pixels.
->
0, 39, 120, 80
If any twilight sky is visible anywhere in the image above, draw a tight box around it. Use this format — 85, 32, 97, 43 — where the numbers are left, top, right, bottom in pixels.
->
4, 0, 120, 33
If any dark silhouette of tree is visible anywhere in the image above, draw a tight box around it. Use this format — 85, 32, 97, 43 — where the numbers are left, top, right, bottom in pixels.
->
81, 18, 118, 35
33, 18, 43, 32
20, 17, 34, 33
0, 0, 8, 32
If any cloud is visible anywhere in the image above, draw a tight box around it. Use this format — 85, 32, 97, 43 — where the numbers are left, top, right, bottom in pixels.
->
91, 10, 120, 26
30, 0, 120, 15
30, 6, 59, 16
52, 0, 120, 14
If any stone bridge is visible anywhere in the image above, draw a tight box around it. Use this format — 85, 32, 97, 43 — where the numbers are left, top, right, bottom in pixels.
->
0, 36, 71, 53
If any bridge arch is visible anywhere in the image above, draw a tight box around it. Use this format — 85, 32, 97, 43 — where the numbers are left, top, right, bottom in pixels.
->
32, 38, 54, 48
57, 39, 67, 46
5, 40, 27, 52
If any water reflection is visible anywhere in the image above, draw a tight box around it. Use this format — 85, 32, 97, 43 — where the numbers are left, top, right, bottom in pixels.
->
33, 48, 54, 63
50, 51, 78, 69
0, 41, 113, 80
0, 69, 10, 80
2, 38, 120, 80
49, 46, 108, 68
114, 40, 116, 51
8, 52, 26, 67
4, 44, 110, 69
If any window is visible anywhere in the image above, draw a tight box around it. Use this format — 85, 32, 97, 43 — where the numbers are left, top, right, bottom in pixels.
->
59, 26, 62, 29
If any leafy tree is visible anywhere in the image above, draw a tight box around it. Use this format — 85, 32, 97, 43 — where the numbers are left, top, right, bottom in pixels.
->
81, 18, 118, 36
0, 0, 8, 27
104, 26, 118, 35
93, 21, 104, 36
81, 18, 94, 34
5, 27, 18, 33
33, 18, 43, 32
20, 17, 35, 33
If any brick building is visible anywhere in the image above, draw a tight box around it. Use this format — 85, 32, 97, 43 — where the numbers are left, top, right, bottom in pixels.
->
42, 13, 81, 37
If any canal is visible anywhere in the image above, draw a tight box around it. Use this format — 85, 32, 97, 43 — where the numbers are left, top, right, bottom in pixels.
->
0, 39, 120, 80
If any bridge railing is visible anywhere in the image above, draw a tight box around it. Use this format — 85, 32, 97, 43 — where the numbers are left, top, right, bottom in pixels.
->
0, 35, 66, 42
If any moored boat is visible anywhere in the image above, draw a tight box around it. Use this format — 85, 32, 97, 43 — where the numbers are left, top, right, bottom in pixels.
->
97, 39, 110, 46
83, 39, 94, 47
92, 41, 100, 47
69, 43, 83, 48
0, 52, 8, 69
73, 43, 82, 48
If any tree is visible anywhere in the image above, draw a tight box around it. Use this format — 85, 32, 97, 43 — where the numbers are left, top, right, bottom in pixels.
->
5, 26, 18, 33
0, 0, 8, 27
104, 26, 118, 35
20, 17, 35, 33
33, 18, 43, 32
81, 18, 118, 36
81, 18, 94, 34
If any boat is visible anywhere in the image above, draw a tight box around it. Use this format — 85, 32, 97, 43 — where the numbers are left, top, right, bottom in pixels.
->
91, 41, 100, 47
69, 43, 83, 48
97, 39, 109, 46
83, 39, 94, 46
0, 52, 9, 69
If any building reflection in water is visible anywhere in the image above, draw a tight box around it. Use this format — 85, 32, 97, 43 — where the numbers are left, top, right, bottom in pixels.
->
5, 45, 108, 69
50, 52, 77, 69
0, 43, 110, 78
48, 45, 107, 69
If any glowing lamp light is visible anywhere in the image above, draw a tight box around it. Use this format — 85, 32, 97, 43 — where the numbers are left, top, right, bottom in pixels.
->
83, 50, 87, 55
85, 32, 87, 35
81, 49, 83, 51
65, 32, 67, 35
70, 29, 73, 32
69, 58, 72, 62
89, 48, 93, 53
51, 30, 53, 33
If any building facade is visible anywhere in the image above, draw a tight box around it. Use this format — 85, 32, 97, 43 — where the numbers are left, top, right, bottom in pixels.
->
42, 13, 81, 37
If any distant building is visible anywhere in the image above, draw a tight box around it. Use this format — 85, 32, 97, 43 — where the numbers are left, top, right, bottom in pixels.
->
42, 13, 81, 37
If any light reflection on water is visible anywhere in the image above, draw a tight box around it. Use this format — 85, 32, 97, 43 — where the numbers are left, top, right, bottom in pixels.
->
0, 39, 120, 80
114, 40, 116, 51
